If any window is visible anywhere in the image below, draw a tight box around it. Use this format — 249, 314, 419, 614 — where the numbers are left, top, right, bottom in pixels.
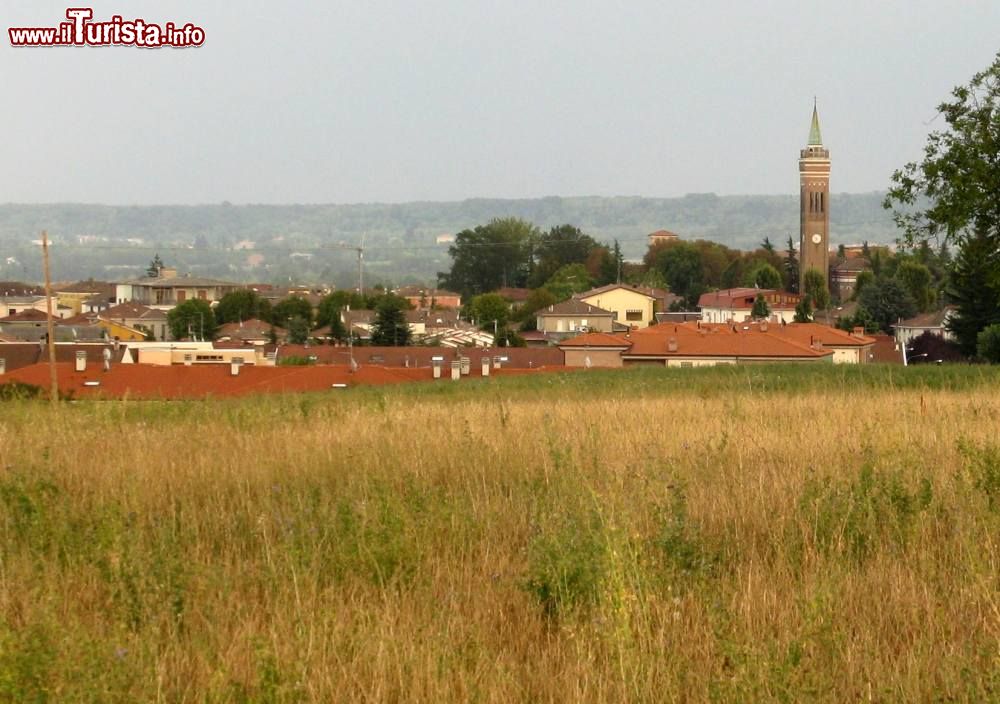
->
681, 362, 693, 368
198, 290, 207, 300
156, 289, 169, 304
175, 290, 186, 303
626, 310, 643, 322
580, 319, 588, 328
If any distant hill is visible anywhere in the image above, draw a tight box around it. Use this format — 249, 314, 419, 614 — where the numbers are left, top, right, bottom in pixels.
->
0, 193, 896, 288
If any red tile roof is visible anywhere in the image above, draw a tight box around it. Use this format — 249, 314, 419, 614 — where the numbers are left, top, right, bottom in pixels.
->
1, 361, 570, 399
558, 332, 632, 349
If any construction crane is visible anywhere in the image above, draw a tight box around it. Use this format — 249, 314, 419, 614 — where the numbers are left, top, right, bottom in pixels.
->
333, 234, 366, 294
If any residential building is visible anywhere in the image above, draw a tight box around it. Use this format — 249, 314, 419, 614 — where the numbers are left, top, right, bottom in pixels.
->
0, 296, 71, 319
535, 300, 615, 337
648, 229, 680, 246
114, 268, 242, 308
559, 321, 875, 367
395, 286, 462, 310
55, 280, 116, 314
575, 284, 656, 329
893, 307, 956, 348
698, 288, 802, 324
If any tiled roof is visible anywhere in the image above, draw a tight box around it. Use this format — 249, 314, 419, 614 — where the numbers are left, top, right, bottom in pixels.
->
120, 275, 240, 288
101, 302, 168, 321
276, 345, 564, 369
0, 361, 570, 399
623, 325, 821, 359
558, 332, 632, 349
56, 280, 115, 296
0, 282, 43, 297
895, 307, 955, 330
495, 287, 533, 302
0, 342, 128, 373
0, 309, 49, 322
577, 284, 656, 300
537, 300, 614, 317
216, 319, 285, 341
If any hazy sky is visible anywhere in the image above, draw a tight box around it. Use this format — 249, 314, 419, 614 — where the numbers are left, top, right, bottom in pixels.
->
4, 1, 999, 204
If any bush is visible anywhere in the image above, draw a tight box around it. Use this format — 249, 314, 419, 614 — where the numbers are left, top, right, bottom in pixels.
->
976, 323, 1000, 364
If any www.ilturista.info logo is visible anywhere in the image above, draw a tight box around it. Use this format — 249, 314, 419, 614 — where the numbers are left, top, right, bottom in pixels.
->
9, 8, 205, 48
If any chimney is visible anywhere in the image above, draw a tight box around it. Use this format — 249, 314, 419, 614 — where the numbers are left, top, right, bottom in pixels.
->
668, 337, 678, 352
0, 358, 5, 375
183, 353, 193, 367
160, 267, 178, 280
450, 360, 461, 381
231, 356, 244, 376
460, 356, 471, 375
481, 357, 491, 377
431, 356, 443, 379
493, 355, 502, 370
75, 350, 87, 372
852, 326, 864, 337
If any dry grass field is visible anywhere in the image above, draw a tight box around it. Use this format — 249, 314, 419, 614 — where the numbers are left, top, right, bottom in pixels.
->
1, 365, 999, 702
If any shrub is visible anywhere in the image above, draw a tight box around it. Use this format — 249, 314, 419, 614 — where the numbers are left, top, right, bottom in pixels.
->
976, 323, 1000, 364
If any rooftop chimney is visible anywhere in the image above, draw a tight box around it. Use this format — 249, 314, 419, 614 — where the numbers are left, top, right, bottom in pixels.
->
481, 357, 491, 377
159, 266, 178, 280
231, 356, 244, 376
0, 358, 5, 375
668, 337, 678, 352
450, 360, 461, 381
75, 351, 87, 372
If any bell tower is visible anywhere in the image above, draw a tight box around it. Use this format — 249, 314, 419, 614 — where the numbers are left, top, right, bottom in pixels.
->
799, 101, 830, 287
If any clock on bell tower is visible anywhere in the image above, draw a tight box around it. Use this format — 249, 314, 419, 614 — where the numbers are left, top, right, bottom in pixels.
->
799, 101, 831, 288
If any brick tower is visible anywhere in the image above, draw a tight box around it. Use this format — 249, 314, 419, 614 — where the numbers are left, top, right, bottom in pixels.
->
799, 101, 830, 287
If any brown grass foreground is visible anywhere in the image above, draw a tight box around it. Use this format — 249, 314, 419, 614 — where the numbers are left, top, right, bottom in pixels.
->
1, 370, 999, 701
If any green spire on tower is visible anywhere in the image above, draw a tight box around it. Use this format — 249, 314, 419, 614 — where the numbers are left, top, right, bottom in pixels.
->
808, 99, 823, 146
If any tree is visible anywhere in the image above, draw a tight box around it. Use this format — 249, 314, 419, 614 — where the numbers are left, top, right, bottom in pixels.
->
167, 299, 216, 341
529, 224, 600, 288
744, 262, 783, 290
793, 296, 813, 323
784, 237, 800, 294
466, 293, 510, 331
287, 316, 310, 344
597, 239, 624, 285
802, 268, 830, 311
853, 270, 875, 300
751, 294, 771, 319
543, 263, 593, 301
215, 289, 271, 324
884, 53, 1000, 352
272, 296, 313, 328
438, 218, 538, 297
145, 254, 164, 278
835, 306, 879, 334
977, 324, 1000, 363
513, 288, 558, 330
907, 330, 965, 364
885, 52, 1000, 249
895, 260, 936, 313
858, 278, 918, 334
761, 237, 776, 254
370, 294, 411, 346
945, 229, 1000, 356
654, 242, 704, 307
315, 293, 349, 340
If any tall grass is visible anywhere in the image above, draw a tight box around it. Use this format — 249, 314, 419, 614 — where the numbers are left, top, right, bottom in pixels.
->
0, 366, 999, 701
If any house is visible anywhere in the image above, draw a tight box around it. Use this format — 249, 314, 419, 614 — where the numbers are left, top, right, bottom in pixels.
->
394, 286, 462, 310
575, 284, 657, 329
535, 300, 615, 338
495, 287, 533, 309
0, 342, 130, 374
893, 307, 956, 348
87, 302, 171, 341
55, 280, 116, 314
0, 296, 71, 319
648, 229, 680, 246
114, 268, 242, 308
698, 288, 802, 324
558, 321, 876, 367
830, 259, 869, 302
216, 319, 286, 344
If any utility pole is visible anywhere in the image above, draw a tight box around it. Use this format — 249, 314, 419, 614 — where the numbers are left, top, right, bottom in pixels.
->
334, 234, 366, 296
40, 231, 58, 403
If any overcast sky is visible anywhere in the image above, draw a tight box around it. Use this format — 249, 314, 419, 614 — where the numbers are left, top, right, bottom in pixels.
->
4, 1, 999, 205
